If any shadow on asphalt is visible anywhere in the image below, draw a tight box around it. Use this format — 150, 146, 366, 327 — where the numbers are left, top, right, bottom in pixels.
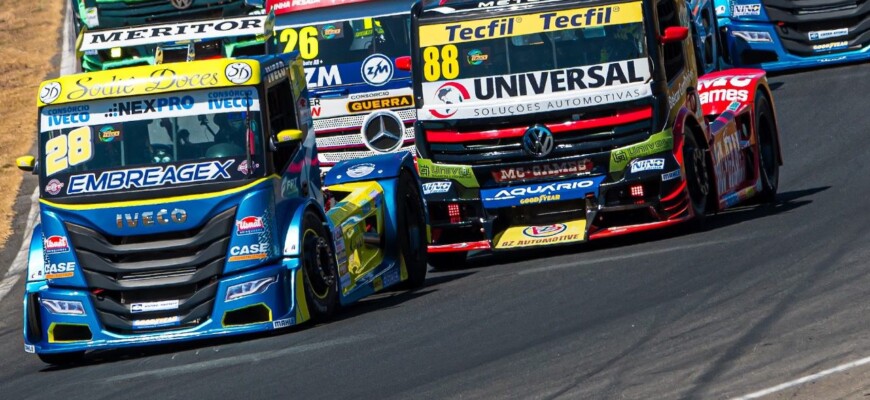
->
433, 186, 829, 272
36, 272, 473, 371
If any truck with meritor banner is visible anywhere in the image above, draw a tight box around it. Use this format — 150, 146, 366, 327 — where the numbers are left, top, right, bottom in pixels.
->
402, 0, 783, 267
18, 21, 428, 364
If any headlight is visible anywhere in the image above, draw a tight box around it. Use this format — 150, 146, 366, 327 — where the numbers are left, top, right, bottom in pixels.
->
225, 276, 278, 302
41, 299, 86, 315
733, 31, 773, 43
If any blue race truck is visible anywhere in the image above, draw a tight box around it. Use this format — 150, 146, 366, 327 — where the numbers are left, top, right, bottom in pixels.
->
20, 29, 427, 364
715, 0, 869, 71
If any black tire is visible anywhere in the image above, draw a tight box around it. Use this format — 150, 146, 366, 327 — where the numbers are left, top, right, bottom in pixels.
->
38, 351, 85, 366
683, 130, 711, 228
396, 171, 428, 289
755, 94, 779, 203
428, 252, 467, 270
300, 209, 338, 320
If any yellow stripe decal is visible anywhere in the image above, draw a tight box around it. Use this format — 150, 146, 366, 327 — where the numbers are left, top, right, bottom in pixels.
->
40, 175, 278, 210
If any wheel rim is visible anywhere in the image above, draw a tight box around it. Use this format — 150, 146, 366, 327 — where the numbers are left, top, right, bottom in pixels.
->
685, 139, 710, 211
303, 229, 334, 300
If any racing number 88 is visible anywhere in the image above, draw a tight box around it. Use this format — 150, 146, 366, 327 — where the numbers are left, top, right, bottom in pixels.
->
423, 45, 459, 82
280, 27, 319, 60
45, 126, 93, 177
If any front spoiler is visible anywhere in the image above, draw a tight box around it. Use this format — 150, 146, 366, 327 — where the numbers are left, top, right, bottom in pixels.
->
25, 260, 308, 355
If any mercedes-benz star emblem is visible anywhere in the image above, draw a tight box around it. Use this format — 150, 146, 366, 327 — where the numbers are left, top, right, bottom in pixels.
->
522, 125, 554, 157
170, 0, 193, 10
361, 111, 405, 153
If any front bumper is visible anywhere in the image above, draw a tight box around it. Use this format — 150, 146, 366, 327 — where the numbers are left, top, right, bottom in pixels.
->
719, 19, 870, 71
425, 152, 693, 253
24, 260, 307, 354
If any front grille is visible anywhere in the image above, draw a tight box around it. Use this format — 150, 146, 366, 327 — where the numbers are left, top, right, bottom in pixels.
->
66, 208, 235, 334
761, 0, 870, 56
428, 121, 650, 166
96, 0, 248, 25
314, 109, 417, 166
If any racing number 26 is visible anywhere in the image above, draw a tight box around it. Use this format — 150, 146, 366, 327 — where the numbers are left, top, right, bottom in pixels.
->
280, 27, 319, 60
45, 126, 93, 176
423, 45, 459, 82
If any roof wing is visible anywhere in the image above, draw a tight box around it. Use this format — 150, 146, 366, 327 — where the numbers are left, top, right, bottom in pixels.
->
77, 14, 275, 54
266, 0, 371, 16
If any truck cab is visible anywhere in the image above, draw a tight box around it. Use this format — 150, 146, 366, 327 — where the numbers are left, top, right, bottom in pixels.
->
267, 0, 418, 169
20, 19, 427, 364
406, 0, 781, 267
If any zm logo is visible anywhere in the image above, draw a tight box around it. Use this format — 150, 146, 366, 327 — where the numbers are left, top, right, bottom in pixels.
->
361, 54, 393, 87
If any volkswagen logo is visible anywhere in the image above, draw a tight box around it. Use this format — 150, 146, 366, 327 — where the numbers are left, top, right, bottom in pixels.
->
522, 125, 554, 158
361, 111, 405, 153
170, 0, 193, 10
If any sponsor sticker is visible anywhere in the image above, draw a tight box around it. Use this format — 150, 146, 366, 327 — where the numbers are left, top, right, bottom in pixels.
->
422, 181, 452, 195
45, 179, 64, 195
522, 224, 567, 238
361, 54, 394, 87
273, 318, 294, 329
320, 24, 343, 39
495, 219, 587, 249
132, 316, 180, 328
65, 160, 235, 195
419, 2, 644, 47
812, 41, 849, 52
347, 95, 413, 113
731, 3, 761, 17
493, 160, 593, 182
610, 130, 673, 173
417, 159, 479, 188
98, 125, 122, 142
43, 235, 70, 254
237, 160, 260, 175
346, 163, 376, 178
661, 169, 681, 181
237, 216, 266, 235
629, 158, 665, 173
229, 244, 269, 262
39, 82, 61, 105
809, 28, 848, 41
131, 300, 179, 314
45, 261, 76, 279
467, 49, 489, 65
481, 176, 605, 208
24, 344, 35, 353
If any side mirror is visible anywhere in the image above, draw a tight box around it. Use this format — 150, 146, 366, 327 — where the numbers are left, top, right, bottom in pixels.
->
272, 129, 305, 149
660, 26, 689, 44
16, 155, 35, 172
395, 56, 412, 72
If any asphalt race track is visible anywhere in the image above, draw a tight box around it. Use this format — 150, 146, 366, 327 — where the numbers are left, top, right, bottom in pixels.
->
1, 49, 869, 400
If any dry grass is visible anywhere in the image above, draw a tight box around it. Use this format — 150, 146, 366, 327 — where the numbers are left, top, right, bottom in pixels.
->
0, 0, 64, 246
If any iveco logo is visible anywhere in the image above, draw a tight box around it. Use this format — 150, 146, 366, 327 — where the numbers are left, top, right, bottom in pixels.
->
522, 125, 554, 157
116, 208, 188, 228
170, 0, 193, 10
361, 111, 405, 153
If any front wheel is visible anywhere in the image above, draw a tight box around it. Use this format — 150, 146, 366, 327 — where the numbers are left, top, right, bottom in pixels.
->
755, 94, 779, 203
684, 131, 711, 228
396, 171, 428, 289
300, 210, 338, 320
38, 351, 85, 366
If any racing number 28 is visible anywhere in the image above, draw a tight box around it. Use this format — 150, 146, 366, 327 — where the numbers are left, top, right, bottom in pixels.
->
45, 126, 93, 176
280, 27, 319, 60
423, 45, 459, 82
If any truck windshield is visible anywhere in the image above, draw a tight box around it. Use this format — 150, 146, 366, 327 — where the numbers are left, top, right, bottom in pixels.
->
417, 1, 652, 120
38, 87, 265, 198
280, 13, 411, 86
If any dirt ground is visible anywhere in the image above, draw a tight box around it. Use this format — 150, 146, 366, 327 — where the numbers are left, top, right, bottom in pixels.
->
0, 0, 63, 247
